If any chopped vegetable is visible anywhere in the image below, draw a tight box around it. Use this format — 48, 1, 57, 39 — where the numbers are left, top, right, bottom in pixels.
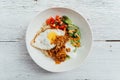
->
46, 17, 55, 25
67, 24, 80, 38
66, 55, 70, 60
68, 24, 79, 30
70, 40, 74, 44
46, 15, 67, 30
73, 47, 77, 52
62, 16, 72, 24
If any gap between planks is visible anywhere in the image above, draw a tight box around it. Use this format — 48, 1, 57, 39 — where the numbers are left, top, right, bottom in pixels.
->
94, 40, 120, 42
0, 40, 120, 43
0, 41, 18, 42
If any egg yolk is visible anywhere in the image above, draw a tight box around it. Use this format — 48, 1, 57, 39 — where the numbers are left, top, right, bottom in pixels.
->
47, 31, 57, 43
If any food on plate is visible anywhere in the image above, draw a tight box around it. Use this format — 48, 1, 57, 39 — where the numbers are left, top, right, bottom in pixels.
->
31, 15, 81, 64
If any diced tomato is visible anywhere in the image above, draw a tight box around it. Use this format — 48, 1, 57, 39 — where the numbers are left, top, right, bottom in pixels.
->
46, 15, 67, 30
64, 24, 67, 27
50, 17, 55, 24
56, 25, 59, 29
56, 15, 62, 23
46, 19, 51, 25
50, 24, 55, 28
46, 17, 55, 25
59, 25, 65, 30
55, 15, 60, 20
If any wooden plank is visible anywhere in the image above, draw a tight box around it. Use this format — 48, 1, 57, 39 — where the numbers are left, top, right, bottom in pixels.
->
0, 41, 120, 80
0, 0, 120, 41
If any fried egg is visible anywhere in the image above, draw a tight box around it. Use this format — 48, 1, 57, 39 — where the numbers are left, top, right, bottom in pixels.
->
33, 29, 65, 50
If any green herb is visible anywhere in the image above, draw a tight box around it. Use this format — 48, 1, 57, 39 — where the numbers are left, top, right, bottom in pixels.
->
66, 55, 70, 60
73, 47, 77, 52
70, 40, 74, 44
67, 24, 81, 38
73, 32, 77, 38
77, 40, 80, 42
69, 33, 74, 37
76, 29, 81, 36
62, 16, 72, 24
68, 24, 79, 29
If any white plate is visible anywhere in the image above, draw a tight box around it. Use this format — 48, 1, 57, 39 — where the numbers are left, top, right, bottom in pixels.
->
26, 7, 92, 72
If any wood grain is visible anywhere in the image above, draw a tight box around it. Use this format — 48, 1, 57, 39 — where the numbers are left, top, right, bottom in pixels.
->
0, 0, 120, 80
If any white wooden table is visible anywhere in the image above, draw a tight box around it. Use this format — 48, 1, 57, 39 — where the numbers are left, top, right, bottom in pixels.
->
0, 0, 120, 80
